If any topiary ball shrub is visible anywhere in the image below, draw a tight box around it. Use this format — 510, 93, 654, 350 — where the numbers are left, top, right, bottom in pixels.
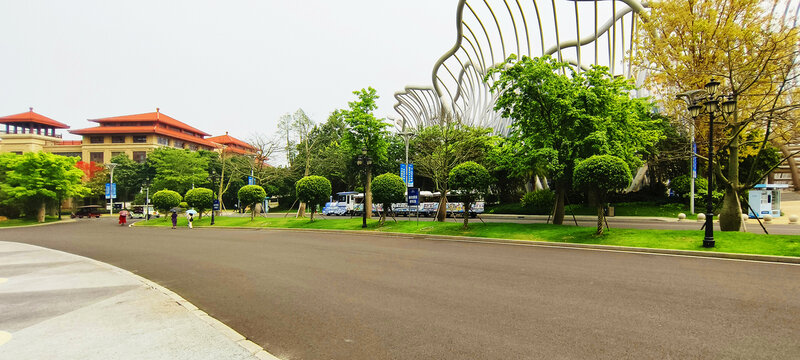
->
295, 176, 332, 221
185, 187, 214, 218
371, 173, 406, 225
573, 155, 632, 235
521, 190, 555, 215
449, 161, 491, 228
152, 190, 182, 216
179, 202, 189, 210
670, 175, 708, 196
238, 185, 267, 220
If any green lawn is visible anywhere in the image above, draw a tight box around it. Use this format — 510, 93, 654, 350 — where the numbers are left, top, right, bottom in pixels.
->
136, 216, 800, 257
0, 216, 62, 228
486, 201, 704, 219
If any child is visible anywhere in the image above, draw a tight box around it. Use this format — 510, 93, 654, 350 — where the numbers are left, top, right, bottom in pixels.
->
188, 213, 194, 229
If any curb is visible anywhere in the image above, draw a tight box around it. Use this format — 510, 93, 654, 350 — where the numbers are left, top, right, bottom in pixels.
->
134, 223, 800, 265
0, 219, 76, 229
16, 242, 281, 360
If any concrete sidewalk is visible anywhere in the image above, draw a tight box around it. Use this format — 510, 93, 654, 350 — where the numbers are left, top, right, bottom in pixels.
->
0, 241, 279, 360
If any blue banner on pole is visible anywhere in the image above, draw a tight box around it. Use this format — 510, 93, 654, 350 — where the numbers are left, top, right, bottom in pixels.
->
400, 164, 406, 185
248, 176, 255, 185
105, 183, 116, 199
407, 164, 414, 187
692, 141, 697, 178
212, 199, 220, 211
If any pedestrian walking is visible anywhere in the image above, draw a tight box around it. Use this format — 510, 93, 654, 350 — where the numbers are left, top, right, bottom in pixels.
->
171, 210, 178, 229
118, 209, 128, 226
187, 213, 194, 229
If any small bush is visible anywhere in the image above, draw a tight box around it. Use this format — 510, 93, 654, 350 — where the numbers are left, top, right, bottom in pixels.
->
152, 190, 182, 214
179, 202, 189, 209
238, 185, 267, 220
670, 175, 708, 196
295, 176, 332, 221
185, 187, 214, 218
520, 190, 555, 215
371, 173, 406, 225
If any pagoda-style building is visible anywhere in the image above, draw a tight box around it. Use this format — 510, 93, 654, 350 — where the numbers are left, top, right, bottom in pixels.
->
70, 108, 217, 163
207, 132, 256, 155
0, 108, 81, 156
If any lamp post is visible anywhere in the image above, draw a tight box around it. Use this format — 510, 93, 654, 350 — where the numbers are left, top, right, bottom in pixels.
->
106, 162, 118, 215
209, 170, 219, 225
682, 79, 736, 248
356, 147, 372, 229
142, 177, 151, 220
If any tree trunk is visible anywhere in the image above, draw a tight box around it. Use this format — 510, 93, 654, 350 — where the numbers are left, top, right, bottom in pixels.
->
596, 205, 604, 235
37, 200, 46, 223
251, 203, 255, 220
297, 202, 307, 218
719, 186, 745, 231
365, 168, 373, 219
463, 199, 471, 229
380, 204, 386, 226
780, 144, 800, 190
437, 194, 447, 222
552, 187, 566, 225
719, 125, 743, 231
310, 208, 315, 222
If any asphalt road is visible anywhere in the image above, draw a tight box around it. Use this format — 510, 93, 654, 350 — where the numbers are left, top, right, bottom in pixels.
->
3, 219, 800, 359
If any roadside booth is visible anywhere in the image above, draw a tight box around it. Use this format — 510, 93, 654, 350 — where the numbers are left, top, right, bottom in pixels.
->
748, 184, 789, 218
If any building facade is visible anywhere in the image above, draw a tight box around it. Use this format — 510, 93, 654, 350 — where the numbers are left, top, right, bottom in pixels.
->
0, 108, 253, 163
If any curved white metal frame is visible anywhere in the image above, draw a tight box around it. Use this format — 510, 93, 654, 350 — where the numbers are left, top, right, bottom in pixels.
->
394, 0, 650, 134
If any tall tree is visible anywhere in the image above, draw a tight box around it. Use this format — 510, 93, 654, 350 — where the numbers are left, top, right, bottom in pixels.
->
146, 148, 209, 194
487, 55, 663, 224
0, 152, 89, 222
635, 0, 800, 230
109, 154, 145, 202
341, 87, 389, 219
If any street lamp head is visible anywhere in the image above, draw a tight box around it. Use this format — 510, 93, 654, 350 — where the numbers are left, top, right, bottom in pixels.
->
704, 78, 721, 96
361, 147, 367, 156
704, 98, 719, 113
721, 96, 737, 115
357, 159, 363, 166
688, 104, 703, 118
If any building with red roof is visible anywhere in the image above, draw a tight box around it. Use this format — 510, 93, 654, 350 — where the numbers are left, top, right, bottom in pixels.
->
69, 108, 217, 163
0, 108, 82, 156
207, 132, 256, 155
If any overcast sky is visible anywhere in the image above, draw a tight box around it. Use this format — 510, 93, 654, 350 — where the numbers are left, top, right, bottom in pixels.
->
0, 0, 456, 142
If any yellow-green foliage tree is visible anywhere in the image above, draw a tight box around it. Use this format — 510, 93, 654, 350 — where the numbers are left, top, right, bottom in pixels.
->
635, 0, 800, 231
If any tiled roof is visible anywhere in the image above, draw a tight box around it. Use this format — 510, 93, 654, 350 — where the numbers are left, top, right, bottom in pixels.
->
207, 133, 256, 152
0, 109, 69, 129
88, 109, 210, 136
69, 125, 217, 147
56, 140, 82, 146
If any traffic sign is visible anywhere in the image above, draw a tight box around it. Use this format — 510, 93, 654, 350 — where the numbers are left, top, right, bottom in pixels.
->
212, 199, 220, 211
407, 187, 419, 206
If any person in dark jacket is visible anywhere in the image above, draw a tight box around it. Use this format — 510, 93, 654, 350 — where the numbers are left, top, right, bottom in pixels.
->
171, 211, 178, 229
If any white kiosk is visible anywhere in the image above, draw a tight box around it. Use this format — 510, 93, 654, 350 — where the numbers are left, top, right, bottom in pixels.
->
748, 184, 789, 218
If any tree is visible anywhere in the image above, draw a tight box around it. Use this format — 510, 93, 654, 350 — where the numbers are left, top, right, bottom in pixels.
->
109, 154, 145, 202
341, 87, 389, 219
295, 175, 331, 222
0, 152, 89, 222
573, 155, 632, 235
238, 185, 266, 220
370, 173, 406, 225
635, 0, 800, 231
146, 148, 209, 195
411, 114, 496, 222
184, 187, 214, 219
487, 55, 663, 225
151, 189, 182, 218
449, 162, 491, 229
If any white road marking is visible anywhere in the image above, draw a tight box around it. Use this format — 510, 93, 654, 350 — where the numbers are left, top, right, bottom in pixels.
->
0, 278, 7, 284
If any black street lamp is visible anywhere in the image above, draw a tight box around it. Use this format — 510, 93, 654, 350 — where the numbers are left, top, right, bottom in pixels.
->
209, 170, 220, 225
142, 177, 151, 220
682, 78, 736, 248
356, 147, 372, 229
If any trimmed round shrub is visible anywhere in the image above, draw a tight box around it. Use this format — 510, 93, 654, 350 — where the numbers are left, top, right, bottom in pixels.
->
185, 187, 214, 218
295, 176, 332, 221
238, 185, 267, 219
449, 161, 491, 228
521, 190, 555, 215
152, 190, 182, 214
179, 202, 189, 209
573, 155, 632, 235
371, 173, 406, 224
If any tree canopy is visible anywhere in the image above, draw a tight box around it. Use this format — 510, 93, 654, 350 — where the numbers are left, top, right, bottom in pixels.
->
184, 187, 214, 219
371, 173, 406, 225
449, 161, 491, 228
295, 175, 331, 222
574, 155, 632, 235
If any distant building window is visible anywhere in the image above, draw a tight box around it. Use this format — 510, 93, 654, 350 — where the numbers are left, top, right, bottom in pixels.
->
111, 152, 124, 159
132, 136, 147, 143
157, 137, 169, 146
111, 136, 125, 143
90, 152, 104, 163
90, 136, 104, 144
133, 151, 147, 163
174, 141, 185, 149
12, 151, 22, 155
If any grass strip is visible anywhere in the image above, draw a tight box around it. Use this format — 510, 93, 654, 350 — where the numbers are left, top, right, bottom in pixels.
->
137, 216, 800, 258
0, 216, 62, 228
